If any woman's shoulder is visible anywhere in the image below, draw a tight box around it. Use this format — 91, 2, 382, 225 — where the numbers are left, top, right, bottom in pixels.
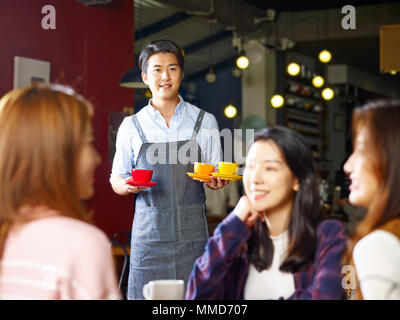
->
22, 216, 109, 247
355, 229, 400, 257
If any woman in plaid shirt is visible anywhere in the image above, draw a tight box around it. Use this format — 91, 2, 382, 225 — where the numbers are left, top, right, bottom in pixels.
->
186, 127, 347, 300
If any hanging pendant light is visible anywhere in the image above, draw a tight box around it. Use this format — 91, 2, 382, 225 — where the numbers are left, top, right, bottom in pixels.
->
120, 65, 148, 88
205, 68, 216, 84
270, 94, 285, 108
236, 51, 250, 70
287, 62, 300, 76
319, 49, 332, 63
224, 103, 237, 119
312, 75, 325, 88
322, 88, 334, 100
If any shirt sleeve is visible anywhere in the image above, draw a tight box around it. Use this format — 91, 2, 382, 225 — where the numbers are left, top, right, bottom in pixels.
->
110, 117, 136, 183
353, 230, 400, 300
288, 219, 348, 300
185, 212, 251, 299
199, 112, 222, 167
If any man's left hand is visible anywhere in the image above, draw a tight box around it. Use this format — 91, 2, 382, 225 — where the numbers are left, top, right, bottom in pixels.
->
205, 176, 230, 190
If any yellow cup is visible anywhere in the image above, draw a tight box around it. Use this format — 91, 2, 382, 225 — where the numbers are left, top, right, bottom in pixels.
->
218, 162, 239, 175
194, 162, 215, 175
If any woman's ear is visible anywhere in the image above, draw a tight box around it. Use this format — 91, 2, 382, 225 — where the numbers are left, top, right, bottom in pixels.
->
293, 179, 299, 192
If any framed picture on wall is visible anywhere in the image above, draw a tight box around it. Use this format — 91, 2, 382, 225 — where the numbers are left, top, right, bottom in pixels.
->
13, 56, 50, 89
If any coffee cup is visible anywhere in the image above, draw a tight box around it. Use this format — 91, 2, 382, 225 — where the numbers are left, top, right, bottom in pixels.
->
132, 169, 153, 182
142, 279, 185, 300
194, 162, 215, 175
218, 162, 239, 175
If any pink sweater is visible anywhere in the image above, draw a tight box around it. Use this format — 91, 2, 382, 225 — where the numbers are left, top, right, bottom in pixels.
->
0, 215, 120, 300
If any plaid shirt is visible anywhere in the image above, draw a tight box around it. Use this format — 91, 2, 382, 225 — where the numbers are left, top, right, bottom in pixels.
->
186, 212, 348, 300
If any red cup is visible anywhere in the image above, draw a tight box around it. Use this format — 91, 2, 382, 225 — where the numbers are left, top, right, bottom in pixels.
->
131, 169, 153, 183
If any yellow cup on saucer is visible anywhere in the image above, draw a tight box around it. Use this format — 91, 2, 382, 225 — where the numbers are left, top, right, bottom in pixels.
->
218, 162, 239, 175
194, 162, 215, 175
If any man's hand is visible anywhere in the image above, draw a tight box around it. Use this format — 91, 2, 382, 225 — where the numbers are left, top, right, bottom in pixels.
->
205, 176, 230, 190
111, 177, 150, 196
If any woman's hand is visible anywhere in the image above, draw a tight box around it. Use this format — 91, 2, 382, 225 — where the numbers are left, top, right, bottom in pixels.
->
124, 177, 150, 194
233, 196, 264, 228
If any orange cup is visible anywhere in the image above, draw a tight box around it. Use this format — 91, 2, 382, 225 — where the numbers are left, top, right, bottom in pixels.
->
194, 162, 215, 175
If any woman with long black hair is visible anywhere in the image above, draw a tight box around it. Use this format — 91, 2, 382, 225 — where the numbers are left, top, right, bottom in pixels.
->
186, 126, 347, 299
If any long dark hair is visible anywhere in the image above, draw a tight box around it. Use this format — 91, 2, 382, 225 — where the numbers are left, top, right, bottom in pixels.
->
344, 100, 400, 264
247, 126, 321, 273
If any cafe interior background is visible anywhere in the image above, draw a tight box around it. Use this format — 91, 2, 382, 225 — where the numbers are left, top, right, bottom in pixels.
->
1, 0, 400, 264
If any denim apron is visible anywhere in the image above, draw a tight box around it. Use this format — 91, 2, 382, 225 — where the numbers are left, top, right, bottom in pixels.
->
127, 110, 209, 299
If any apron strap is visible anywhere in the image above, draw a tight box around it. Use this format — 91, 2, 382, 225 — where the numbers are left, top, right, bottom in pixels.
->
191, 109, 206, 140
131, 114, 148, 143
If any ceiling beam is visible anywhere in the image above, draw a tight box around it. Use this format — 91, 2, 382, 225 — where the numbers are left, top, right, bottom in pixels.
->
184, 56, 236, 81
183, 30, 232, 55
135, 12, 191, 41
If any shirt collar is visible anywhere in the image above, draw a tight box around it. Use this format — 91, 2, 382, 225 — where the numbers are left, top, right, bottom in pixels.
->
147, 95, 185, 119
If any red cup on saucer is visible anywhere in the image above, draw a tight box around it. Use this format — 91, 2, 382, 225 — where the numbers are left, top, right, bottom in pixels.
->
131, 169, 153, 183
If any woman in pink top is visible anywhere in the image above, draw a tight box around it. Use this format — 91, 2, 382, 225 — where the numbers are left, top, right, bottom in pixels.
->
0, 84, 120, 299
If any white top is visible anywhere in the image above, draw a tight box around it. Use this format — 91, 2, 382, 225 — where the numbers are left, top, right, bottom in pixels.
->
0, 214, 120, 300
244, 230, 295, 300
353, 230, 400, 299
110, 96, 222, 182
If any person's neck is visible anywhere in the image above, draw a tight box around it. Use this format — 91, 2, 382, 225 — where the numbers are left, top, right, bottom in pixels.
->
263, 200, 293, 237
151, 96, 180, 119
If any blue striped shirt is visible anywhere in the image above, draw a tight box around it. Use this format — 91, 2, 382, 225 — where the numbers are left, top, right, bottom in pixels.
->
110, 96, 222, 182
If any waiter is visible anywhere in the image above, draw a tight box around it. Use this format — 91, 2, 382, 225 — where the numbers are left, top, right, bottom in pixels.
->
110, 40, 228, 299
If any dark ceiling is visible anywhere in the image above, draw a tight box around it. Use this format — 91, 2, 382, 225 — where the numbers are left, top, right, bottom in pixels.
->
244, 0, 400, 12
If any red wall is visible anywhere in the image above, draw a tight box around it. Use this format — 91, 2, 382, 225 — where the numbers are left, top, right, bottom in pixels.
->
0, 0, 135, 237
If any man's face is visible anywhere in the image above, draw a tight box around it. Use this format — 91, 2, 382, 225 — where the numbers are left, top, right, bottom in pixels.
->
142, 52, 182, 102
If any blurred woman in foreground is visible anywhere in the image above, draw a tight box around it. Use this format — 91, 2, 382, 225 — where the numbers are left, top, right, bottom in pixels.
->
0, 84, 119, 299
343, 100, 400, 299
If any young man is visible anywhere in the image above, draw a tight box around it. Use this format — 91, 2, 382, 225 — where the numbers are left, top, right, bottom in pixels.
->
110, 40, 229, 299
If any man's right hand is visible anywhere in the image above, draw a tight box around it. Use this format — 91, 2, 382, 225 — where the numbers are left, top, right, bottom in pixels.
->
111, 177, 150, 196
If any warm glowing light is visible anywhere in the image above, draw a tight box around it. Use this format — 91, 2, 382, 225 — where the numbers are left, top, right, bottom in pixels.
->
319, 50, 332, 63
224, 104, 237, 118
322, 88, 334, 100
236, 55, 250, 70
270, 94, 285, 108
312, 75, 325, 88
287, 63, 300, 76
390, 70, 397, 75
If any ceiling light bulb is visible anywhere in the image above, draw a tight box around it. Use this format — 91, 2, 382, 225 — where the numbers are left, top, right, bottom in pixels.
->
319, 50, 332, 63
270, 94, 285, 108
322, 88, 334, 100
232, 67, 242, 78
287, 63, 300, 76
224, 104, 237, 118
236, 55, 250, 70
312, 75, 325, 88
205, 68, 216, 83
